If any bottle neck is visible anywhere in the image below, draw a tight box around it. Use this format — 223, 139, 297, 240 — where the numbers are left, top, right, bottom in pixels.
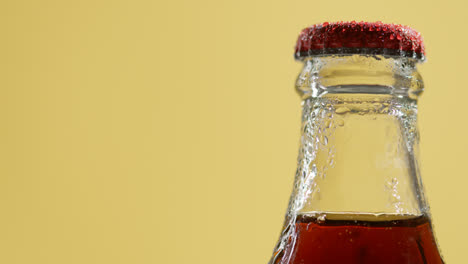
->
296, 55, 424, 100
289, 55, 427, 217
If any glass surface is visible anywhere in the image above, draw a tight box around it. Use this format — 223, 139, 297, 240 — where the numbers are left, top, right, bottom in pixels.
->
269, 55, 444, 264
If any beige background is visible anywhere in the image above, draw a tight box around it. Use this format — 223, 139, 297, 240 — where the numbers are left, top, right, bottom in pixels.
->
0, 0, 464, 263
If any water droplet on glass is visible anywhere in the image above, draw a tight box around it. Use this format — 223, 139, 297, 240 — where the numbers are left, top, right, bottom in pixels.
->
311, 164, 317, 175
335, 107, 350, 114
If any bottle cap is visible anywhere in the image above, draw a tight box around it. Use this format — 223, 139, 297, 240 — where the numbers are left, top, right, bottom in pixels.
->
295, 21, 425, 61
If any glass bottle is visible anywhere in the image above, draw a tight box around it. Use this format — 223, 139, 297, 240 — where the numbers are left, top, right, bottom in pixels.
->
269, 22, 444, 264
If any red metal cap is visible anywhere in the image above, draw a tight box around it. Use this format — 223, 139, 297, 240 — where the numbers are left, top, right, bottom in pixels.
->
295, 21, 425, 61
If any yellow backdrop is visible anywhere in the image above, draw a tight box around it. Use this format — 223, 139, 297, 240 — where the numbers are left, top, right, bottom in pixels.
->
0, 0, 463, 263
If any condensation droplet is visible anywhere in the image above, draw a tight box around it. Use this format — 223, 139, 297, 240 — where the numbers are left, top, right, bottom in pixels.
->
311, 163, 317, 175
335, 107, 350, 114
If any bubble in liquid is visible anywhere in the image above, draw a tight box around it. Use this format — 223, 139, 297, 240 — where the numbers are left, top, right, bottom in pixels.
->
317, 214, 327, 223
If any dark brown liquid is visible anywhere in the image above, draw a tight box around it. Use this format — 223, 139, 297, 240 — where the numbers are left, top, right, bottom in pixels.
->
276, 214, 444, 264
